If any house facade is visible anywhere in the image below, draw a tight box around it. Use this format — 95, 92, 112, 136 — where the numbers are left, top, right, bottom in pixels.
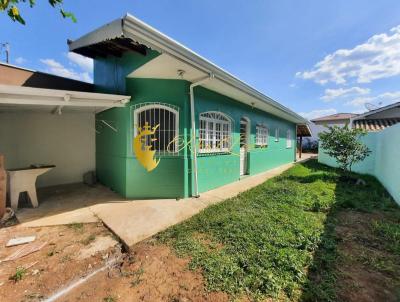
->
309, 113, 358, 140
68, 14, 307, 199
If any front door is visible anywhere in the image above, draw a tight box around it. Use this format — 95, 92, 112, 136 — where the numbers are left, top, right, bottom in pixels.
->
240, 118, 249, 176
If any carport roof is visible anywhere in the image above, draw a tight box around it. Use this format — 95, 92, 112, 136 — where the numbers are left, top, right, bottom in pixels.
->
0, 84, 130, 113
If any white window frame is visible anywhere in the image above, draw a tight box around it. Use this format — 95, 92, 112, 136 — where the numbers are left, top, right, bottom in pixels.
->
275, 128, 280, 142
286, 129, 292, 148
133, 103, 179, 155
255, 124, 268, 147
199, 111, 232, 153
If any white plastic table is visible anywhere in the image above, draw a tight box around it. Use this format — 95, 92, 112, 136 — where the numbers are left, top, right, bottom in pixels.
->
7, 165, 55, 210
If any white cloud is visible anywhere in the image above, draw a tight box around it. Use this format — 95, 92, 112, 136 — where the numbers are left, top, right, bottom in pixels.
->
378, 91, 400, 100
346, 90, 400, 108
345, 97, 374, 108
15, 57, 27, 65
66, 52, 93, 73
298, 108, 338, 120
296, 25, 400, 85
40, 58, 93, 83
321, 86, 370, 101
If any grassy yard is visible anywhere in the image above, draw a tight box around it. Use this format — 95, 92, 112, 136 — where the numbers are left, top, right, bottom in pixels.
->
158, 160, 400, 301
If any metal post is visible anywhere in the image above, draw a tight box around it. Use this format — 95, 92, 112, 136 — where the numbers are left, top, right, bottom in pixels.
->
299, 136, 303, 159
0, 155, 6, 218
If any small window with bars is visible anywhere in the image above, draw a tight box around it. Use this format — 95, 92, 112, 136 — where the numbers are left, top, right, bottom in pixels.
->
133, 103, 179, 155
275, 128, 280, 142
199, 112, 232, 153
256, 124, 268, 147
286, 129, 292, 148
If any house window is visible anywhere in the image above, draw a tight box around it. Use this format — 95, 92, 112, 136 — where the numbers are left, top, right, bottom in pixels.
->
133, 103, 179, 155
286, 129, 292, 148
199, 112, 232, 153
275, 128, 280, 142
256, 124, 268, 147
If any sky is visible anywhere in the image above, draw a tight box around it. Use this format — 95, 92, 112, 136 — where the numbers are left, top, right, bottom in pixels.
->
1, 0, 400, 120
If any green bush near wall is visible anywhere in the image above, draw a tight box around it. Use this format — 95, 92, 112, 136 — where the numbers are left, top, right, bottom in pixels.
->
319, 123, 400, 204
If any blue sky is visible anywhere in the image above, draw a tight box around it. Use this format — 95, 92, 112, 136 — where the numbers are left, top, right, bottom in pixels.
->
2, 0, 400, 120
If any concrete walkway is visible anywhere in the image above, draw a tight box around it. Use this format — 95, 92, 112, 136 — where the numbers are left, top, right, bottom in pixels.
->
17, 155, 315, 249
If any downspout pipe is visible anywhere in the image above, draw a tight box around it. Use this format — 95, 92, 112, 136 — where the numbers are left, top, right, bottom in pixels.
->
190, 74, 214, 197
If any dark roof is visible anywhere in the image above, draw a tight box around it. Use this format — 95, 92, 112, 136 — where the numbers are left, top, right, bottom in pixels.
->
352, 102, 400, 120
0, 62, 93, 92
311, 113, 358, 122
354, 118, 400, 132
67, 37, 147, 59
297, 124, 312, 137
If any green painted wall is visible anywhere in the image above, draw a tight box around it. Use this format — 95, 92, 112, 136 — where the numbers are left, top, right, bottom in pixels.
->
94, 51, 297, 199
124, 78, 190, 198
96, 107, 130, 196
194, 87, 296, 194
319, 123, 400, 204
374, 123, 400, 204
94, 50, 160, 197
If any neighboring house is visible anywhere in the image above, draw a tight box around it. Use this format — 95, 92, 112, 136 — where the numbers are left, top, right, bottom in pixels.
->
350, 102, 400, 132
311, 113, 358, 127
310, 113, 358, 138
66, 14, 308, 199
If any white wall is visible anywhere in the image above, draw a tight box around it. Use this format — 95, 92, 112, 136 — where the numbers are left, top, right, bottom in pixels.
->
0, 111, 95, 187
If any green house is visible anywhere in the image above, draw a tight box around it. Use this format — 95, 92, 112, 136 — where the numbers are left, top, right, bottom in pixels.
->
68, 14, 308, 199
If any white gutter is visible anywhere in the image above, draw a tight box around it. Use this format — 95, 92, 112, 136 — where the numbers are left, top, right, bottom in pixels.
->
190, 75, 214, 197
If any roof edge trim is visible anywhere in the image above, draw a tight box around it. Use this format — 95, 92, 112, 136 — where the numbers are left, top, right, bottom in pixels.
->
69, 14, 306, 124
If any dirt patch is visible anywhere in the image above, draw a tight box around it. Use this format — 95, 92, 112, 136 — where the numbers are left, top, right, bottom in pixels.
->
334, 210, 400, 302
0, 222, 121, 301
58, 240, 229, 302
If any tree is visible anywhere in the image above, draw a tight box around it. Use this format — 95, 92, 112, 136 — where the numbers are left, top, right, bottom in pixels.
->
319, 125, 371, 175
0, 0, 75, 25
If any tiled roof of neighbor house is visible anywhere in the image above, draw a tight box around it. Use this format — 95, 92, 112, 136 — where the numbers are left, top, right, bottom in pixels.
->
353, 118, 400, 131
311, 113, 358, 122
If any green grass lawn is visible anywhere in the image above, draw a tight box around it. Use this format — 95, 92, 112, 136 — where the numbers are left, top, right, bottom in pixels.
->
157, 160, 400, 301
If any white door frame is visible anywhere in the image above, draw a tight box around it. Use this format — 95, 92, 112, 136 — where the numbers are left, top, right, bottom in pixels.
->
240, 117, 250, 176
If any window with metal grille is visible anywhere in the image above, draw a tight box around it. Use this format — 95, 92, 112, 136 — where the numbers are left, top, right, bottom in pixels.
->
275, 128, 280, 142
133, 103, 179, 155
286, 129, 292, 148
256, 124, 268, 147
199, 112, 232, 153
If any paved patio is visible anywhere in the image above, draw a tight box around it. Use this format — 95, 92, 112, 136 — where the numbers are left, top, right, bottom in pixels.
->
16, 154, 315, 249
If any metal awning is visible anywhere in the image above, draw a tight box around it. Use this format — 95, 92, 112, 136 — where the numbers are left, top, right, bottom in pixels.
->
0, 84, 130, 114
